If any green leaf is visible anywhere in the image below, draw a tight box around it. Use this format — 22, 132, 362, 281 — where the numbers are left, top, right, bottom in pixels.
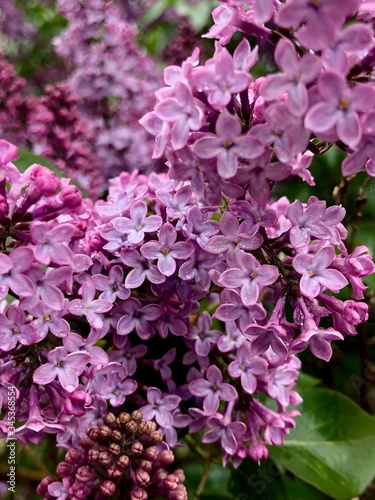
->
140, 0, 176, 27
296, 372, 321, 390
268, 388, 375, 500
228, 458, 287, 500
13, 149, 87, 196
14, 149, 64, 177
184, 462, 234, 499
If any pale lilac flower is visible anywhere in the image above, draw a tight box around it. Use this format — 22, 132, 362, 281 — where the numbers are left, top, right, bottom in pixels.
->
111, 200, 162, 245
290, 323, 344, 362
228, 343, 268, 394
260, 39, 321, 116
193, 47, 250, 110
244, 323, 288, 358
141, 223, 194, 276
69, 280, 112, 330
217, 320, 245, 353
214, 289, 267, 332
205, 211, 263, 256
121, 249, 165, 288
21, 266, 72, 311
187, 312, 221, 357
293, 246, 348, 298
0, 247, 35, 300
305, 72, 375, 147
218, 250, 279, 306
154, 81, 204, 149
140, 387, 181, 428
287, 199, 331, 248
30, 221, 77, 266
193, 110, 264, 179
116, 297, 162, 340
91, 363, 137, 407
202, 415, 247, 455
189, 365, 238, 415
267, 366, 299, 406
275, 0, 358, 51
0, 305, 38, 351
33, 347, 91, 393
30, 301, 70, 339
182, 206, 220, 249
91, 265, 129, 302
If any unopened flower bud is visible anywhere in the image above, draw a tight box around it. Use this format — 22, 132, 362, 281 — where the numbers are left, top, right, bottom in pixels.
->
60, 184, 82, 208
111, 429, 122, 442
104, 413, 117, 427
88, 447, 100, 462
76, 465, 95, 483
99, 425, 112, 440
56, 461, 71, 477
100, 480, 116, 497
136, 468, 150, 487
65, 448, 82, 464
131, 410, 143, 422
108, 442, 121, 456
150, 430, 163, 444
117, 454, 129, 469
99, 451, 111, 465
131, 486, 148, 500
130, 441, 144, 457
106, 463, 123, 479
164, 473, 179, 491
143, 446, 158, 462
119, 412, 131, 426
159, 449, 174, 467
126, 420, 139, 434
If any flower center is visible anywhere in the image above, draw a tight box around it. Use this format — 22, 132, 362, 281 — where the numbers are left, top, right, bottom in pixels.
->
224, 140, 233, 149
12, 326, 20, 334
136, 224, 143, 231
339, 97, 350, 111
308, 270, 314, 277
250, 271, 257, 279
161, 246, 170, 255
44, 315, 51, 322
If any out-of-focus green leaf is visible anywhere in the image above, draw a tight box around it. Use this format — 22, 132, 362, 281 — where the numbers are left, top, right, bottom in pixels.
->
228, 458, 287, 500
174, 0, 216, 31
184, 462, 234, 499
269, 388, 375, 500
140, 0, 176, 27
14, 148, 63, 176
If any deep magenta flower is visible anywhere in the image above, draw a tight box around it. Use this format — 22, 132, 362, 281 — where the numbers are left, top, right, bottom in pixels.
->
33, 347, 91, 393
189, 365, 238, 415
139, 387, 181, 428
293, 246, 348, 298
187, 312, 221, 357
290, 322, 344, 362
111, 200, 162, 245
141, 223, 194, 277
244, 323, 289, 359
193, 110, 264, 179
69, 280, 112, 330
218, 250, 279, 306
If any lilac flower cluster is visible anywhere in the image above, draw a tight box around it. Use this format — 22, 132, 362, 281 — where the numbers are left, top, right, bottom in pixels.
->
0, 53, 104, 196
54, 0, 164, 183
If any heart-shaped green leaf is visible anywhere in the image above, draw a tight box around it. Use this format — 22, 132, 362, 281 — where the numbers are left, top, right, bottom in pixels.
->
268, 388, 375, 499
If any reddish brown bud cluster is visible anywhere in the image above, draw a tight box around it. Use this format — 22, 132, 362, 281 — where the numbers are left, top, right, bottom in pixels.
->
37, 411, 187, 499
